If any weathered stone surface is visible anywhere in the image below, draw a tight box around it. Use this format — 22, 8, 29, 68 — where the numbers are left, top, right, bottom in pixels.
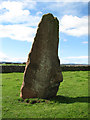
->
20, 13, 63, 99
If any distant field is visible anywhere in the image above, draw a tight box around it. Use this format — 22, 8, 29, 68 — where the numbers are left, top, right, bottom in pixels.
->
0, 64, 26, 66
1, 71, 89, 119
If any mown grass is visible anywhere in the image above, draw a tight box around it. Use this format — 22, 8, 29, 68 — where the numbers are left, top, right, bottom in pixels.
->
1, 71, 89, 119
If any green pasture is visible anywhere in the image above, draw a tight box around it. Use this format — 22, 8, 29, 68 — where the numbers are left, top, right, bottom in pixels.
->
0, 64, 25, 66
1, 71, 89, 119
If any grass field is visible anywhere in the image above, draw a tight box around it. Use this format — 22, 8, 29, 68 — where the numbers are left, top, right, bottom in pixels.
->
0, 64, 26, 66
1, 71, 89, 119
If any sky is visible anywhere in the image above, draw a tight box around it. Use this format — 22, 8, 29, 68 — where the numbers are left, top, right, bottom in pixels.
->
0, 0, 89, 64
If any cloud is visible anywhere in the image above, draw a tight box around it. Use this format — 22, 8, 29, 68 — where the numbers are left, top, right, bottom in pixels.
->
0, 51, 27, 62
82, 41, 88, 44
60, 56, 88, 64
0, 1, 41, 42
0, 1, 36, 11
60, 0, 88, 1
0, 24, 37, 42
0, 52, 8, 61
1, 0, 88, 2
27, 0, 89, 2
59, 15, 88, 37
0, 2, 30, 24
0, 51, 88, 64
0, 1, 40, 25
36, 11, 42, 15
63, 39, 67, 42
0, 1, 88, 42
66, 56, 88, 59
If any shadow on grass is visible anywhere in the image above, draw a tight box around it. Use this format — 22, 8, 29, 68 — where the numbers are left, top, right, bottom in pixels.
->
50, 95, 90, 104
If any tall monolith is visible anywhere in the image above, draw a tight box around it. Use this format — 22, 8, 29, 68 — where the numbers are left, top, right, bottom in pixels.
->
20, 13, 63, 99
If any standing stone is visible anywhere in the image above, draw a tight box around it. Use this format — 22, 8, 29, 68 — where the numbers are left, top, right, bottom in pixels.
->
20, 13, 63, 99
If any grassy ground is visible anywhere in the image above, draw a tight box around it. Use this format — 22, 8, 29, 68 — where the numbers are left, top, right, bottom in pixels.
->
0, 64, 25, 66
1, 71, 89, 119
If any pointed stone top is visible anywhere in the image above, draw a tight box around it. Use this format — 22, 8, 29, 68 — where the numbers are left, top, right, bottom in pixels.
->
43, 13, 54, 17
42, 13, 58, 20
38, 13, 59, 28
